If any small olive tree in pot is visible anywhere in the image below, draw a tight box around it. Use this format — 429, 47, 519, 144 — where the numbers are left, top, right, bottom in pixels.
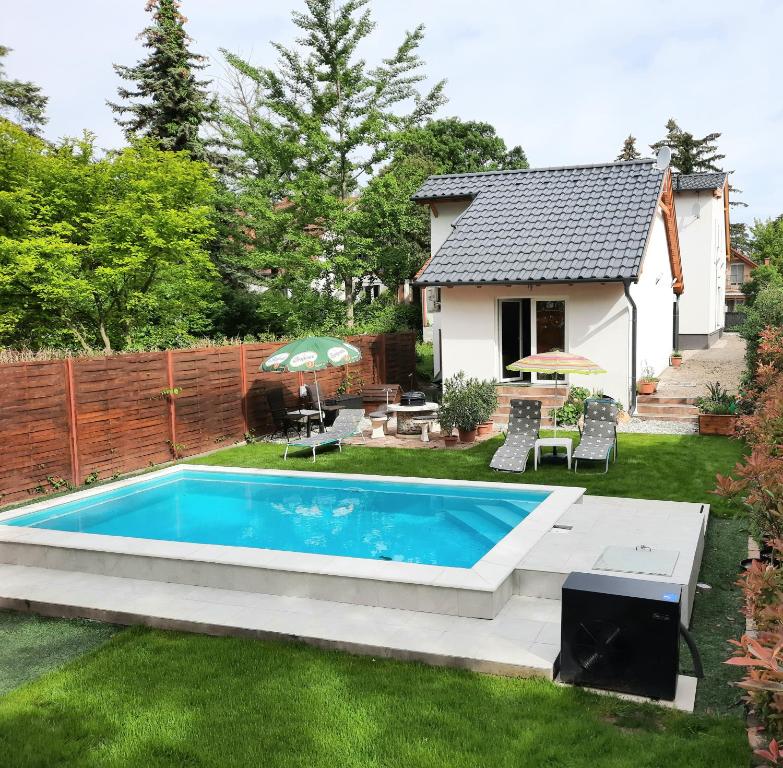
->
441, 372, 497, 443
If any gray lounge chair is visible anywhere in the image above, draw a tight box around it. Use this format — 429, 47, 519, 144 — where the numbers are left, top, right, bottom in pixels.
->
490, 399, 541, 472
283, 408, 365, 462
574, 400, 619, 473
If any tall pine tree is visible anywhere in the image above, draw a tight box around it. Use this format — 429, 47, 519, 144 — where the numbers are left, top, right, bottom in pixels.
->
615, 134, 640, 161
650, 118, 724, 174
109, 0, 216, 160
0, 46, 47, 134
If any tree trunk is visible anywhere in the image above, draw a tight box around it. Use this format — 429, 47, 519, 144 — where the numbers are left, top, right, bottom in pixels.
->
99, 322, 112, 354
344, 277, 354, 328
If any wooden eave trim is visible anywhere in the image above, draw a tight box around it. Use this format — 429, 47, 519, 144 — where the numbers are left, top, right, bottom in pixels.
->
660, 170, 685, 295
724, 180, 731, 259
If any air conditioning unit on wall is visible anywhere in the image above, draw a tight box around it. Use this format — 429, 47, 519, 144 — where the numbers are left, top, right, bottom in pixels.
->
559, 572, 681, 701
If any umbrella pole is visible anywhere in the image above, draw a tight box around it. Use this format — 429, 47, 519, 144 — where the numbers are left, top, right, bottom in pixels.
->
314, 370, 324, 432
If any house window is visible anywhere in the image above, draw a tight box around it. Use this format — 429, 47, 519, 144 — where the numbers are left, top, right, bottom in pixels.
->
427, 287, 441, 313
730, 263, 744, 285
364, 284, 380, 302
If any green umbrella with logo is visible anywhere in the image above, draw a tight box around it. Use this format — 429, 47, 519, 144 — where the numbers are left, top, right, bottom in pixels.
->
261, 336, 362, 427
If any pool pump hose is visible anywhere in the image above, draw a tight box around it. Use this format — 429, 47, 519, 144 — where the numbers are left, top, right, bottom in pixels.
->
679, 623, 704, 679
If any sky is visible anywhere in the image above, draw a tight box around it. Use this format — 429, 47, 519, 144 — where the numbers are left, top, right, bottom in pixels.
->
4, 0, 782, 226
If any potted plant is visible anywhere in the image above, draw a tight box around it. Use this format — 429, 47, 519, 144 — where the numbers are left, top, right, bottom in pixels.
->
437, 405, 459, 447
637, 364, 659, 395
441, 371, 484, 443
697, 381, 738, 435
670, 351, 683, 368
475, 379, 499, 436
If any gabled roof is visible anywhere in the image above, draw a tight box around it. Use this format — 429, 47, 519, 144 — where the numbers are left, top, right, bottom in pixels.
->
413, 159, 669, 286
673, 172, 727, 192
730, 247, 758, 269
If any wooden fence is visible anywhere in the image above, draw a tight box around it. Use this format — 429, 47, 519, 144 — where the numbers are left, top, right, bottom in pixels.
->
0, 332, 416, 506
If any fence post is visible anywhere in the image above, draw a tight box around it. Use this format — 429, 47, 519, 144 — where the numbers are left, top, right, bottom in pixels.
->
239, 343, 248, 436
166, 350, 177, 454
64, 358, 80, 485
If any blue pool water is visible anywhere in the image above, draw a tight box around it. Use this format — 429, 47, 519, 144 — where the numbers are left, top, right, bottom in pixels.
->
3, 469, 549, 568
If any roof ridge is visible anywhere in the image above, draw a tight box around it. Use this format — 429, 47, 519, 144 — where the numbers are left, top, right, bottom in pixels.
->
423, 158, 656, 181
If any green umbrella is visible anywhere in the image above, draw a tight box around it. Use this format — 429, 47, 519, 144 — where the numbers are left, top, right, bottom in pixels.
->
261, 336, 362, 426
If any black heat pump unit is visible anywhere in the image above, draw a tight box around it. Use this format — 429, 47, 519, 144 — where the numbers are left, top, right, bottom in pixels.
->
559, 572, 682, 701
401, 391, 426, 407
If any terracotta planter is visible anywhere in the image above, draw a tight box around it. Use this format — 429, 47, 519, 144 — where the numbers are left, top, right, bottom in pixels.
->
457, 427, 477, 444
443, 435, 459, 448
637, 381, 656, 395
698, 413, 738, 436
476, 421, 494, 437
670, 357, 682, 368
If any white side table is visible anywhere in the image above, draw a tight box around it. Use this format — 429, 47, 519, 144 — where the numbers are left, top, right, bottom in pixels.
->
534, 437, 573, 470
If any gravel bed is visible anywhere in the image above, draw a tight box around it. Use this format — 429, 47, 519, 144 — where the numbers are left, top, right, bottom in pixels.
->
617, 418, 697, 435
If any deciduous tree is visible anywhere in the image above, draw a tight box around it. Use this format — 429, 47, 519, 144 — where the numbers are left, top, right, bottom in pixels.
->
0, 121, 218, 351
219, 0, 445, 326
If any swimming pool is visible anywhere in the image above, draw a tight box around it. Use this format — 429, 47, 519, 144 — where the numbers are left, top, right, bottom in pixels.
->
4, 468, 549, 568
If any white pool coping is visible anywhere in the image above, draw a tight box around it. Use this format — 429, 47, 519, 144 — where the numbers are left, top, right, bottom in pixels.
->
0, 465, 585, 619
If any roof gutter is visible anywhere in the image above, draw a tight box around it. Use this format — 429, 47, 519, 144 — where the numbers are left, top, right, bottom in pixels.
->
412, 277, 633, 289
623, 279, 638, 415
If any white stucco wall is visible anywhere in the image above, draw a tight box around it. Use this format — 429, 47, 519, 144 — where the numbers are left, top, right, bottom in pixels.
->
675, 189, 725, 336
439, 283, 632, 408
630, 208, 677, 379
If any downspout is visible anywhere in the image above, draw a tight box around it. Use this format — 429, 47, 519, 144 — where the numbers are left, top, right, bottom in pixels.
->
623, 280, 638, 415
673, 294, 680, 351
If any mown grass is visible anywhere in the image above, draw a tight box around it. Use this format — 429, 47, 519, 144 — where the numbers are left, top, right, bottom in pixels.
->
193, 431, 746, 517
0, 627, 747, 768
0, 612, 119, 696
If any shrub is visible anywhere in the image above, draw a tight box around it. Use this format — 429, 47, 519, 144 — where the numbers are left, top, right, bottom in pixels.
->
550, 386, 590, 425
740, 284, 783, 380
718, 324, 783, 760
440, 371, 497, 432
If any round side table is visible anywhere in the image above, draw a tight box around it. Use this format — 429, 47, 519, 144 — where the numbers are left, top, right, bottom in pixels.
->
368, 410, 388, 439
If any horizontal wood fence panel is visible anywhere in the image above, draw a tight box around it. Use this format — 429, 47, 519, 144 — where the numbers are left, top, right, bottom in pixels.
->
0, 332, 416, 507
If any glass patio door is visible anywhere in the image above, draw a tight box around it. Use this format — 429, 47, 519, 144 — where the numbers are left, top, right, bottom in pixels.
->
532, 300, 566, 382
499, 299, 531, 381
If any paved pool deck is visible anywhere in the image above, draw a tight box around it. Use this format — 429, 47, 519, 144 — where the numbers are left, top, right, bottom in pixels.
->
0, 493, 705, 711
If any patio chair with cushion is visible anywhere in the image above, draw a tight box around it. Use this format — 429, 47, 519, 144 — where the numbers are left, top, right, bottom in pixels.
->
283, 408, 366, 462
489, 399, 541, 473
573, 400, 619, 473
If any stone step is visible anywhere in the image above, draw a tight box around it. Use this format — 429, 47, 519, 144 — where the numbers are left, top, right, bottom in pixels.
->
635, 412, 699, 423
636, 403, 698, 417
637, 395, 697, 405
497, 386, 569, 397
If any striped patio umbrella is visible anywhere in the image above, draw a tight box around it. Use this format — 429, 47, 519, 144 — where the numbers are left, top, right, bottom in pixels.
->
507, 351, 606, 435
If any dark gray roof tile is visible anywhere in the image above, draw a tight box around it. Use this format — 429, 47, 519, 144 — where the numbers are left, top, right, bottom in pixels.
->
673, 172, 727, 191
414, 160, 665, 285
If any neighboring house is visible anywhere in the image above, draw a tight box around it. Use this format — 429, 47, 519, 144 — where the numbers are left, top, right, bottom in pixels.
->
672, 173, 731, 349
725, 247, 758, 315
413, 158, 686, 411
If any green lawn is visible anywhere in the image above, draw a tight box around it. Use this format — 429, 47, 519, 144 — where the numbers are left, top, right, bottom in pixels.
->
0, 612, 119, 696
194, 431, 745, 517
0, 627, 747, 768
0, 433, 749, 766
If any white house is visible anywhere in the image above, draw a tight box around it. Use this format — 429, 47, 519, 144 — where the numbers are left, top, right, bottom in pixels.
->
672, 173, 731, 348
413, 157, 689, 413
